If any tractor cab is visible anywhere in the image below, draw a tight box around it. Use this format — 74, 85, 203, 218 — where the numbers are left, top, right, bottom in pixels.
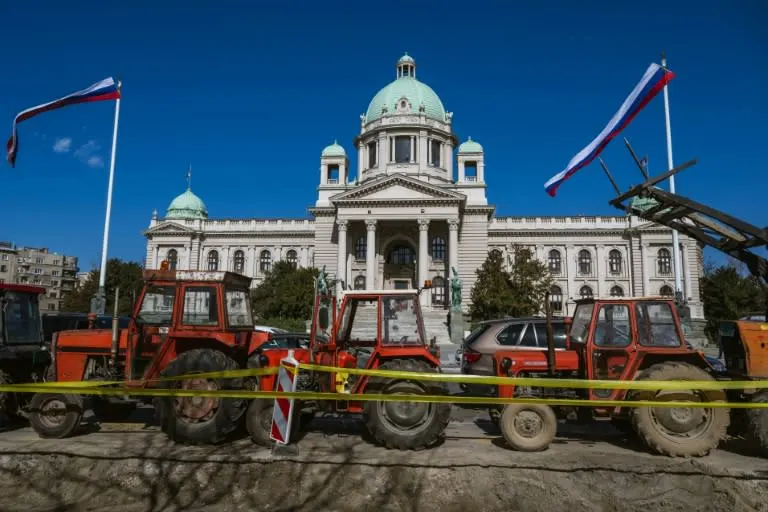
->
0, 284, 46, 350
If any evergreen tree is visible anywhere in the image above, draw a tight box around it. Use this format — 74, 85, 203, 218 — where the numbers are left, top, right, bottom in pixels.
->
701, 261, 766, 341
469, 250, 515, 322
507, 245, 554, 317
250, 261, 318, 330
62, 258, 143, 316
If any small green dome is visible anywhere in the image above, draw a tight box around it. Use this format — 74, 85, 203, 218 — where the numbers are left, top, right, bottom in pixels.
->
458, 137, 483, 154
364, 53, 447, 124
322, 140, 346, 157
166, 188, 208, 219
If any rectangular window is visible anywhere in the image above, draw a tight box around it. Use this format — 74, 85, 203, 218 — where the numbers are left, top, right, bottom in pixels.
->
183, 286, 219, 326
594, 304, 632, 347
2, 291, 42, 344
533, 322, 568, 349
496, 323, 524, 346
635, 302, 681, 347
394, 136, 411, 163
327, 164, 339, 184
1, 254, 7, 260
137, 285, 176, 325
381, 296, 422, 345
0, 265, 6, 272
464, 161, 477, 181
34, 268, 42, 275
429, 139, 441, 167
225, 288, 253, 327
367, 141, 377, 168
336, 298, 377, 345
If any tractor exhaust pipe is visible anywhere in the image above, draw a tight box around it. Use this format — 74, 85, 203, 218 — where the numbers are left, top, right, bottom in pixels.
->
110, 286, 119, 367
544, 291, 556, 377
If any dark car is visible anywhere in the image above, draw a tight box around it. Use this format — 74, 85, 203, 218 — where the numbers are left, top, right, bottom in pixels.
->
460, 316, 570, 394
42, 313, 131, 344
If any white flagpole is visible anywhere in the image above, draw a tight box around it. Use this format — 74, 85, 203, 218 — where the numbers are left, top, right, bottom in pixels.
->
92, 80, 122, 315
661, 54, 684, 301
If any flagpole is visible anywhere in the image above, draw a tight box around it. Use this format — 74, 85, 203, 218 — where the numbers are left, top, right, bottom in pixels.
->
661, 53, 684, 302
91, 80, 122, 315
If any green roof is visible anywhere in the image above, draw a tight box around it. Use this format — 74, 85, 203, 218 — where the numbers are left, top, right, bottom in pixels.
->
458, 137, 483, 153
364, 54, 446, 124
322, 140, 346, 157
166, 188, 208, 219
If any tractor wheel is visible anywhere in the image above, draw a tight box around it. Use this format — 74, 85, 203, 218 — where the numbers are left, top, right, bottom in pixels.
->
629, 362, 729, 457
363, 359, 451, 450
499, 403, 557, 452
246, 399, 312, 446
0, 371, 21, 422
154, 348, 246, 444
28, 393, 84, 439
746, 391, 768, 456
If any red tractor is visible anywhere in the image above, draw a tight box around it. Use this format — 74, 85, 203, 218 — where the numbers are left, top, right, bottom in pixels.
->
491, 297, 729, 457
28, 267, 270, 443
245, 272, 451, 450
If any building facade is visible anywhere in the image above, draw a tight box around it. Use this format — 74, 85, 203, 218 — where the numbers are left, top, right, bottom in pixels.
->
0, 242, 79, 311
144, 54, 705, 343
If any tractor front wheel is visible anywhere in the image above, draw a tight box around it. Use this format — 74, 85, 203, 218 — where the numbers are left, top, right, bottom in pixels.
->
154, 348, 246, 444
28, 393, 84, 439
499, 403, 557, 452
746, 391, 768, 456
363, 359, 451, 450
629, 362, 729, 457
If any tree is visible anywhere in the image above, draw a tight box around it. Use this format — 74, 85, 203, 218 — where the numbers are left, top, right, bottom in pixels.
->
701, 261, 766, 341
250, 261, 317, 331
507, 246, 553, 317
469, 250, 515, 322
62, 258, 143, 316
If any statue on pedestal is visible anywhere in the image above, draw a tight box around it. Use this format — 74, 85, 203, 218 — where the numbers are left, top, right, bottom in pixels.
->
450, 266, 462, 312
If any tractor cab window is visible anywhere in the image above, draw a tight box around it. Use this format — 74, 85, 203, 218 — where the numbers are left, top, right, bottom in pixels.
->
381, 295, 422, 345
635, 302, 681, 347
337, 298, 377, 346
569, 303, 594, 345
136, 285, 176, 325
182, 286, 219, 326
225, 288, 253, 327
313, 298, 333, 344
1, 292, 42, 344
594, 304, 632, 347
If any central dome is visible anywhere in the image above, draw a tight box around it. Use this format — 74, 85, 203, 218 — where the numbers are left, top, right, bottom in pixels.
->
364, 53, 447, 124
166, 188, 208, 220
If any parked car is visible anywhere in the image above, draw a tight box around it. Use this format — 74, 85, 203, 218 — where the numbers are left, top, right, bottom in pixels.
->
460, 316, 570, 395
254, 331, 310, 351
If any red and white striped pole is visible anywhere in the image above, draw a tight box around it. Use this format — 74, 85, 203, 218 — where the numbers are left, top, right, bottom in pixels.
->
270, 350, 299, 445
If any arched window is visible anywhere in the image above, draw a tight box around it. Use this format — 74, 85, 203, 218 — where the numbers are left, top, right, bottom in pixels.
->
548, 249, 562, 275
388, 245, 415, 265
286, 249, 298, 269
660, 285, 674, 297
167, 249, 178, 270
354, 275, 366, 289
549, 284, 563, 313
233, 250, 245, 273
657, 248, 672, 276
490, 248, 503, 259
259, 250, 272, 273
608, 249, 622, 275
432, 276, 446, 306
578, 249, 592, 275
579, 285, 593, 300
355, 237, 366, 260
431, 237, 446, 261
610, 285, 624, 297
207, 250, 218, 271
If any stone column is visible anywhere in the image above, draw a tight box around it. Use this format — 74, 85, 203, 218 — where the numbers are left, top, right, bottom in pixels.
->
641, 243, 650, 296
365, 219, 377, 289
418, 219, 430, 289
448, 218, 460, 274
337, 220, 348, 292
683, 244, 692, 301
246, 247, 255, 278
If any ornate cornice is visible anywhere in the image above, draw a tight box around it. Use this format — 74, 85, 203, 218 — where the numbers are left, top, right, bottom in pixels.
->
330, 173, 466, 204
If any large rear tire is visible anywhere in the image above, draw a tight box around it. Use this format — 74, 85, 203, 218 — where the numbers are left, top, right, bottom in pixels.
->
499, 403, 557, 452
28, 393, 84, 439
154, 348, 246, 444
363, 359, 451, 450
746, 391, 768, 456
629, 361, 729, 457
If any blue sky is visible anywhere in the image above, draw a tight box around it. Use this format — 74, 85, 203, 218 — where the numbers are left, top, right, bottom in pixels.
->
1, 1, 765, 270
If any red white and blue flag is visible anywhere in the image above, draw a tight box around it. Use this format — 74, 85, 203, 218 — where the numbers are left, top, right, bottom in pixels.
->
5, 77, 121, 168
544, 63, 675, 197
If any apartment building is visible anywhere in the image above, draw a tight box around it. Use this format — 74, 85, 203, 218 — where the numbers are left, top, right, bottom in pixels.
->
0, 242, 79, 311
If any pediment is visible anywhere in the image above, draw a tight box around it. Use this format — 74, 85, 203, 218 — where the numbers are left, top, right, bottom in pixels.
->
144, 221, 194, 235
330, 174, 465, 204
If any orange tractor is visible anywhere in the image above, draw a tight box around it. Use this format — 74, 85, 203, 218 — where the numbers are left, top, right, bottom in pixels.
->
29, 268, 270, 442
244, 270, 451, 450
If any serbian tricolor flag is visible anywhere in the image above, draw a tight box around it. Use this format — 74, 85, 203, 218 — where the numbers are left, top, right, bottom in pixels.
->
544, 63, 675, 197
5, 77, 121, 168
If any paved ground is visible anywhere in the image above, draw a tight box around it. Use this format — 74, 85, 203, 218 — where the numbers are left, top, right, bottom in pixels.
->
0, 399, 766, 512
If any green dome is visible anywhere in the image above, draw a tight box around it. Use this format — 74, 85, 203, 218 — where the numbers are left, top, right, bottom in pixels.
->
458, 137, 483, 153
364, 54, 447, 124
322, 140, 346, 157
166, 188, 208, 219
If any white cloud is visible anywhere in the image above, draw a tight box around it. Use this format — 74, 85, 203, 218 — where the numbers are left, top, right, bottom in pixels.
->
74, 140, 105, 168
87, 155, 105, 168
53, 137, 71, 153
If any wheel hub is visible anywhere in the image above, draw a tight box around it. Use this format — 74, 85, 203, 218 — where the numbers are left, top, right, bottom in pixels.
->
175, 378, 219, 422
514, 410, 544, 438
654, 406, 706, 434
383, 400, 429, 429
39, 398, 67, 428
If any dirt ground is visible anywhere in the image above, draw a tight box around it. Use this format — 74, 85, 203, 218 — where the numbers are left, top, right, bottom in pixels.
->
0, 407, 767, 512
